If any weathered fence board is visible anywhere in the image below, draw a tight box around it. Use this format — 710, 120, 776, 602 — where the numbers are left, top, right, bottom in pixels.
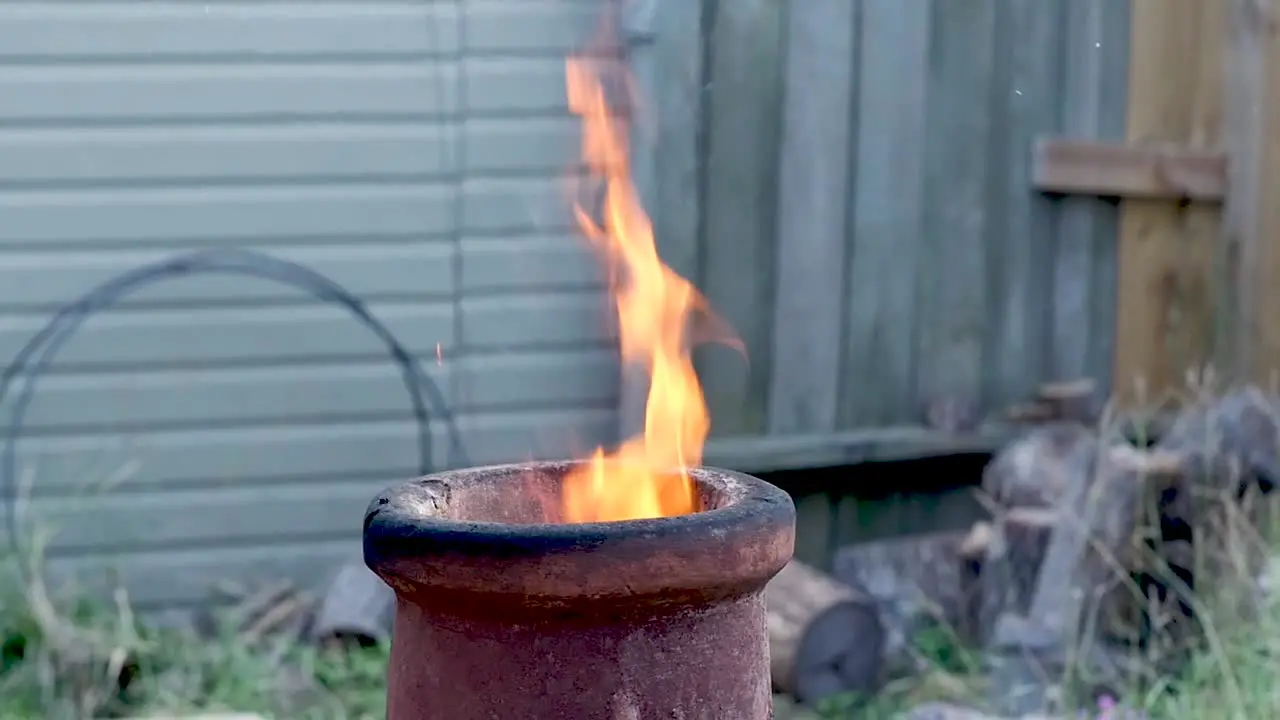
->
843, 0, 931, 429
640, 0, 1132, 472
915, 0, 999, 409
696, 0, 786, 438
1053, 0, 1130, 389
1114, 0, 1225, 403
766, 0, 857, 435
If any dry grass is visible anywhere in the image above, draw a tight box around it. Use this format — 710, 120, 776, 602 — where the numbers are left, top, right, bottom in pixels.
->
7, 382, 1280, 719
0, 468, 389, 720
810, 377, 1280, 719
0, 545, 391, 720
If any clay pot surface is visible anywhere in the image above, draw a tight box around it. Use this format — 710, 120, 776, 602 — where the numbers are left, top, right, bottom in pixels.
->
364, 460, 795, 720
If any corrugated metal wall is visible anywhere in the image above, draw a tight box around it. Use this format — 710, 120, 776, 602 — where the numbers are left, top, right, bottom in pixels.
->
0, 1, 616, 610
641, 0, 1132, 472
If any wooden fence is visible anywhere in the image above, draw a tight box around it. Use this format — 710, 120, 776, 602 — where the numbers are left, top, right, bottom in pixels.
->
1045, 0, 1280, 406
628, 0, 1122, 472
622, 0, 1280, 475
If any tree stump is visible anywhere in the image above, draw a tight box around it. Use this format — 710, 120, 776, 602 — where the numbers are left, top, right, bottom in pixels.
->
832, 530, 973, 676
765, 560, 885, 704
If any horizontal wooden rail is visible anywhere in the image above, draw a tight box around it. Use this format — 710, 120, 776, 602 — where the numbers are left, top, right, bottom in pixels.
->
1033, 137, 1226, 201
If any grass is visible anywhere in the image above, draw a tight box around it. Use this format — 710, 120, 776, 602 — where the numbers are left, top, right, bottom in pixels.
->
0, 495, 390, 720
5, 392, 1280, 718
0, 555, 391, 719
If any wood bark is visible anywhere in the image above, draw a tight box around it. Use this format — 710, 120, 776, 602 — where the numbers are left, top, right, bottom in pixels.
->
765, 560, 885, 704
832, 530, 974, 675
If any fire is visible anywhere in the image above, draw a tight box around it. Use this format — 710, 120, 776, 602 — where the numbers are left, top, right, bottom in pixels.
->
559, 45, 729, 523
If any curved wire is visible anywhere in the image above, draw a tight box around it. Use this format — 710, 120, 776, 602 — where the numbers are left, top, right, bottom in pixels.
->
1, 247, 466, 579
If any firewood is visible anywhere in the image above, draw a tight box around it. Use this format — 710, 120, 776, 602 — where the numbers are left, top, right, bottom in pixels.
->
1024, 444, 1158, 641
765, 560, 885, 705
1133, 387, 1280, 643
984, 444, 1161, 712
976, 506, 1055, 644
981, 422, 1099, 510
832, 531, 974, 676
1004, 401, 1056, 424
1036, 378, 1099, 423
310, 562, 395, 647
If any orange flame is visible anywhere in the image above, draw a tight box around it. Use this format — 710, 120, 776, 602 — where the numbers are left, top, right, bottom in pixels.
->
559, 42, 729, 524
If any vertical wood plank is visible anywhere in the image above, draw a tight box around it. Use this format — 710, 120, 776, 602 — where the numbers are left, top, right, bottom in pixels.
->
915, 1, 998, 411
1224, 0, 1280, 386
983, 0, 1061, 409
1114, 0, 1224, 405
766, 1, 857, 435
697, 0, 786, 437
1052, 0, 1130, 391
1223, 0, 1265, 382
842, 0, 931, 428
1257, 1, 1280, 385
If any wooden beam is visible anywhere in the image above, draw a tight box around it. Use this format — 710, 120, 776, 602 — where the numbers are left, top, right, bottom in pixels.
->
703, 424, 1015, 474
1033, 137, 1226, 201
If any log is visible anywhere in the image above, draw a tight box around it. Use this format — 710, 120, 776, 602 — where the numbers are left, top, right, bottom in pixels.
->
985, 444, 1158, 714
976, 506, 1056, 644
981, 422, 1099, 510
1036, 378, 1099, 424
832, 531, 973, 675
1133, 387, 1280, 644
310, 563, 395, 647
765, 560, 885, 705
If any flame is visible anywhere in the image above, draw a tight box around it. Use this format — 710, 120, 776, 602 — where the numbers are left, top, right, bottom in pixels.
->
559, 44, 728, 524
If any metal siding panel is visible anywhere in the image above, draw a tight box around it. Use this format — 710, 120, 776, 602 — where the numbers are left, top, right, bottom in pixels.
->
0, 243, 456, 310
0, 303, 454, 367
0, 3, 460, 59
460, 235, 603, 293
0, 124, 456, 185
9, 409, 617, 498
0, 64, 460, 123
8, 349, 618, 433
464, 1, 598, 55
464, 117, 580, 174
460, 291, 614, 349
0, 184, 455, 247
465, 57, 577, 115
43, 541, 366, 609
0, 2, 623, 615
461, 176, 576, 235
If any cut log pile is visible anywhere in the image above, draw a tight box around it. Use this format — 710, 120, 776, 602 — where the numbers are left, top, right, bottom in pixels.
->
972, 384, 1280, 714
765, 383, 1280, 713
